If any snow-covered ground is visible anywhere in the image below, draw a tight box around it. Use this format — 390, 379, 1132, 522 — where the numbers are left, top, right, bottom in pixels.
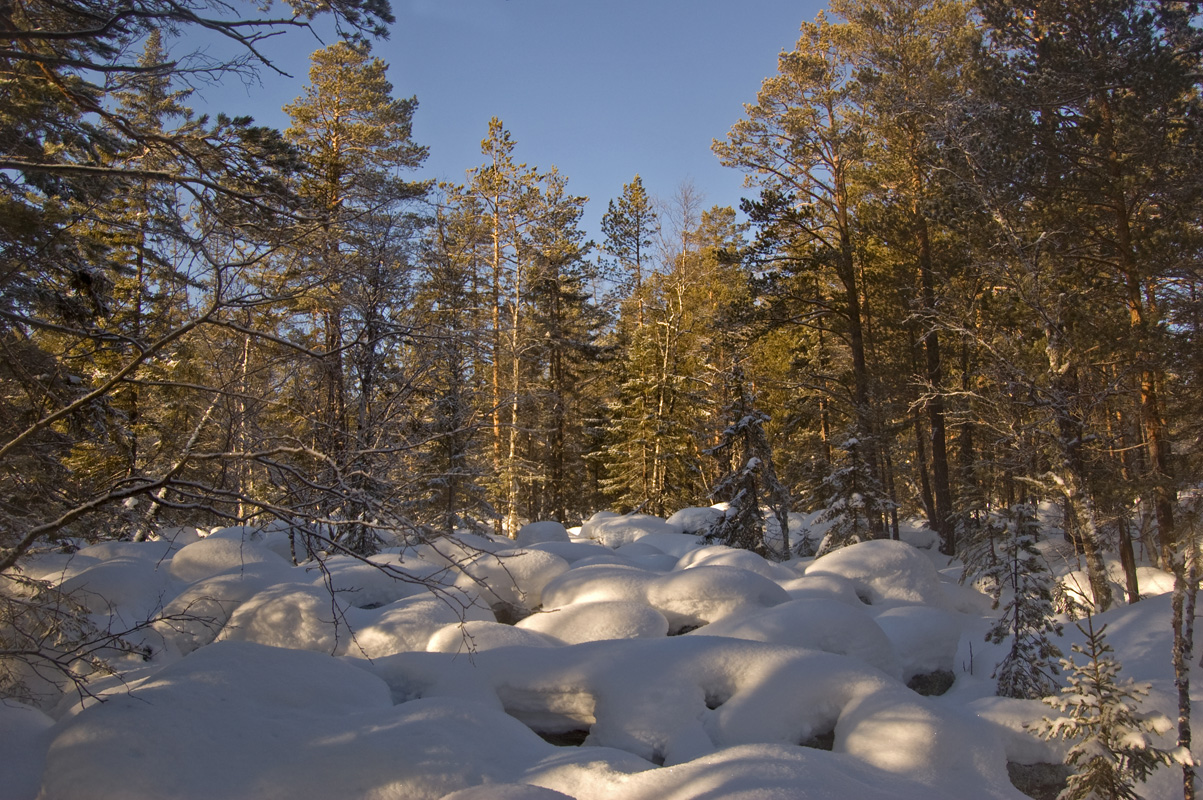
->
2, 509, 1196, 800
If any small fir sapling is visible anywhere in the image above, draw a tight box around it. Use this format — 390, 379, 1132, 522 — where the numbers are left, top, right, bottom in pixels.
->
808, 434, 893, 556
983, 502, 1063, 699
1035, 611, 1184, 800
704, 379, 792, 559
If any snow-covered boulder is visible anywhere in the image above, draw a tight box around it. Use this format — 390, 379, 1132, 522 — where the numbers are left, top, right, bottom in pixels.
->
39, 641, 557, 800
579, 512, 678, 548
675, 544, 795, 581
305, 553, 438, 609
342, 594, 492, 658
517, 601, 669, 644
514, 521, 570, 547
873, 605, 964, 683
645, 565, 790, 632
665, 506, 723, 534
539, 564, 660, 608
805, 539, 951, 609
452, 548, 570, 611
427, 620, 560, 653
169, 536, 290, 584
215, 583, 345, 653
58, 556, 180, 624
155, 565, 285, 654
695, 598, 901, 678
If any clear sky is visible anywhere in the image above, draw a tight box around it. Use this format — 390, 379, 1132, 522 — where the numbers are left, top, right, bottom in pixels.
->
199, 0, 828, 244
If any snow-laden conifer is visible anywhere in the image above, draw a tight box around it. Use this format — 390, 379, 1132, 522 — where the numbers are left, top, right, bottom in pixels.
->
1035, 612, 1183, 800
705, 368, 792, 559
984, 502, 1063, 699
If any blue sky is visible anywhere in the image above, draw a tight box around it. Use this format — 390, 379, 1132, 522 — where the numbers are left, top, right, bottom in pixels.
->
199, 0, 826, 244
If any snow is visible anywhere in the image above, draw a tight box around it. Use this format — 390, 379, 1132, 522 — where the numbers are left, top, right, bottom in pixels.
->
453, 548, 572, 612
805, 539, 954, 609
578, 512, 680, 548
517, 601, 669, 644
169, 536, 290, 583
516, 521, 572, 547
0, 702, 52, 800
8, 515, 1200, 800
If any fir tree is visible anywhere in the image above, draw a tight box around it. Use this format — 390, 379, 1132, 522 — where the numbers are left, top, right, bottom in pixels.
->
705, 366, 793, 559
809, 433, 894, 555
983, 502, 1063, 699
1036, 613, 1181, 800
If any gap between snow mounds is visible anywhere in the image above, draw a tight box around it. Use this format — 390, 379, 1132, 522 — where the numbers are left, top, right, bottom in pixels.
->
361, 635, 1021, 797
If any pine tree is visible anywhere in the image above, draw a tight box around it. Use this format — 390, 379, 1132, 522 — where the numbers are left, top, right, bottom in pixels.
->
282, 40, 428, 551
1036, 613, 1180, 800
601, 174, 659, 329
716, 13, 885, 538
983, 503, 1063, 699
832, 0, 977, 555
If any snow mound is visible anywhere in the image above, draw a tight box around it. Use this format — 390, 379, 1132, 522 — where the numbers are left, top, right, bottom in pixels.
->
155, 565, 285, 654
426, 620, 560, 653
674, 544, 795, 581
169, 536, 289, 583
664, 506, 723, 534
579, 512, 678, 548
343, 594, 492, 658
76, 539, 180, 563
873, 605, 965, 682
58, 556, 179, 624
441, 786, 573, 800
40, 641, 552, 800
307, 554, 438, 609
215, 583, 345, 653
805, 539, 951, 608
645, 565, 790, 632
521, 540, 616, 564
413, 533, 508, 568
839, 690, 1014, 794
695, 598, 901, 678
0, 701, 53, 800
514, 521, 571, 547
539, 564, 660, 608
204, 523, 308, 562
778, 572, 864, 605
516, 601, 669, 644
453, 548, 570, 611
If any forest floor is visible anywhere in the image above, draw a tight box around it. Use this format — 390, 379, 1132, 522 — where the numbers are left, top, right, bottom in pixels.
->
3, 508, 1195, 800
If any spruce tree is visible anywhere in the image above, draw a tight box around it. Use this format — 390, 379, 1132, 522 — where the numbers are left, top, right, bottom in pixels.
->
1036, 613, 1179, 800
705, 366, 793, 559
984, 503, 1063, 699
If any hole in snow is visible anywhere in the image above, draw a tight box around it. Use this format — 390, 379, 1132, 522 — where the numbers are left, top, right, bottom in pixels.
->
906, 669, 955, 696
491, 601, 531, 625
669, 623, 704, 636
500, 686, 597, 749
704, 690, 728, 710
855, 591, 873, 605
1007, 761, 1071, 800
799, 728, 835, 751
535, 729, 591, 747
648, 748, 666, 767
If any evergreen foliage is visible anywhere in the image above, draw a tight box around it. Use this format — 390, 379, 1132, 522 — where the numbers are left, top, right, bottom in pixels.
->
1036, 613, 1181, 800
981, 503, 1064, 699
704, 367, 792, 559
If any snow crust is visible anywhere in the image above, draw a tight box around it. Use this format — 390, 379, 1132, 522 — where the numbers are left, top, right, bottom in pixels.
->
11, 515, 1198, 800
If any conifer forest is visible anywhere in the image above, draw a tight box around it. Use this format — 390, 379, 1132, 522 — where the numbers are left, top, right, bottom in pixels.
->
5, 1, 1203, 799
